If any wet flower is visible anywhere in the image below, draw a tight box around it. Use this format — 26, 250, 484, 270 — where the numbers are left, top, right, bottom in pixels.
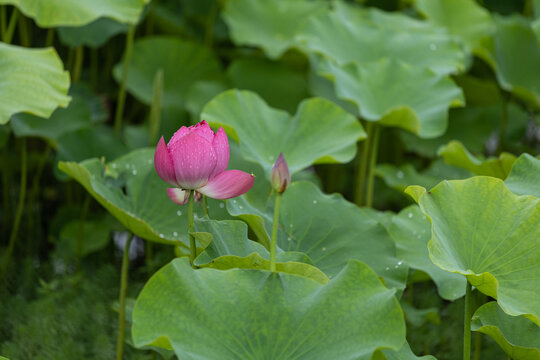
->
154, 120, 254, 204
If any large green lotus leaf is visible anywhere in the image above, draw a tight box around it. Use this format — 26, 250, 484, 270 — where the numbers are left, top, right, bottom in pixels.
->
406, 177, 540, 324
438, 141, 516, 179
486, 16, 540, 110
57, 218, 112, 258
227, 58, 309, 114
0, 43, 70, 125
132, 257, 405, 359
222, 0, 326, 59
375, 160, 471, 193
415, 0, 494, 54
505, 154, 540, 198
192, 218, 329, 284
0, 0, 148, 26
374, 341, 437, 360
318, 58, 464, 138
297, 1, 466, 75
113, 36, 224, 109
388, 205, 466, 300
56, 125, 128, 165
59, 148, 193, 246
400, 102, 528, 158
471, 302, 540, 359
201, 90, 366, 176
10, 96, 91, 145
228, 181, 408, 289
58, 18, 128, 48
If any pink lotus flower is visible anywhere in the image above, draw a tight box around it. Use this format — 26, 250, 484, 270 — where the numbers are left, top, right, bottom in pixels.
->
154, 120, 255, 205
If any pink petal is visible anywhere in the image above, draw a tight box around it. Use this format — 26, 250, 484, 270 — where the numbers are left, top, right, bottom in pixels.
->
190, 120, 215, 143
198, 170, 255, 200
168, 132, 217, 189
167, 188, 190, 205
154, 137, 178, 186
210, 127, 229, 178
167, 126, 191, 148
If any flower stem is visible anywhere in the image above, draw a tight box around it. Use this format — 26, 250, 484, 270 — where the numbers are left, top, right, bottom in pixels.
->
114, 25, 135, 136
463, 281, 472, 360
365, 124, 381, 208
71, 46, 84, 83
269, 193, 282, 272
202, 195, 209, 217
0, 138, 27, 281
354, 121, 373, 206
188, 192, 197, 266
3, 7, 18, 44
116, 233, 132, 360
149, 68, 163, 146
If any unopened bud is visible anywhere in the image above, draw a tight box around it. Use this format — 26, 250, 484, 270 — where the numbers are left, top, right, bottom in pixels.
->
271, 153, 290, 193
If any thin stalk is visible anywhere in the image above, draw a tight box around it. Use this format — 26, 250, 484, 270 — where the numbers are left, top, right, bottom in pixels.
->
2, 138, 11, 236
3, 7, 18, 44
354, 121, 373, 206
115, 233, 132, 360
0, 138, 27, 281
1, 6, 6, 39
473, 332, 482, 360
202, 196, 209, 217
76, 194, 91, 260
90, 48, 99, 90
463, 281, 472, 360
27, 143, 50, 238
72, 46, 84, 83
114, 25, 135, 135
188, 192, 196, 265
149, 69, 163, 146
269, 193, 282, 272
18, 14, 30, 46
497, 96, 508, 154
204, 2, 218, 48
365, 124, 381, 208
45, 28, 54, 47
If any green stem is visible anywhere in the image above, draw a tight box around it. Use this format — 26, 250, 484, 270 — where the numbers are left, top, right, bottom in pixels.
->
1, 6, 6, 39
114, 25, 135, 135
188, 192, 196, 266
0, 138, 27, 281
90, 48, 99, 90
365, 124, 381, 208
269, 193, 282, 272
116, 233, 132, 360
473, 332, 482, 360
202, 196, 209, 217
45, 28, 54, 47
2, 138, 11, 237
354, 121, 373, 206
204, 2, 218, 48
77, 194, 91, 261
3, 7, 18, 44
497, 95, 508, 154
72, 46, 84, 83
18, 14, 30, 46
464, 281, 472, 360
149, 69, 163, 146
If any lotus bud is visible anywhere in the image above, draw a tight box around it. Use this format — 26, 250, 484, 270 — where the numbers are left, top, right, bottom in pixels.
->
271, 153, 290, 193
